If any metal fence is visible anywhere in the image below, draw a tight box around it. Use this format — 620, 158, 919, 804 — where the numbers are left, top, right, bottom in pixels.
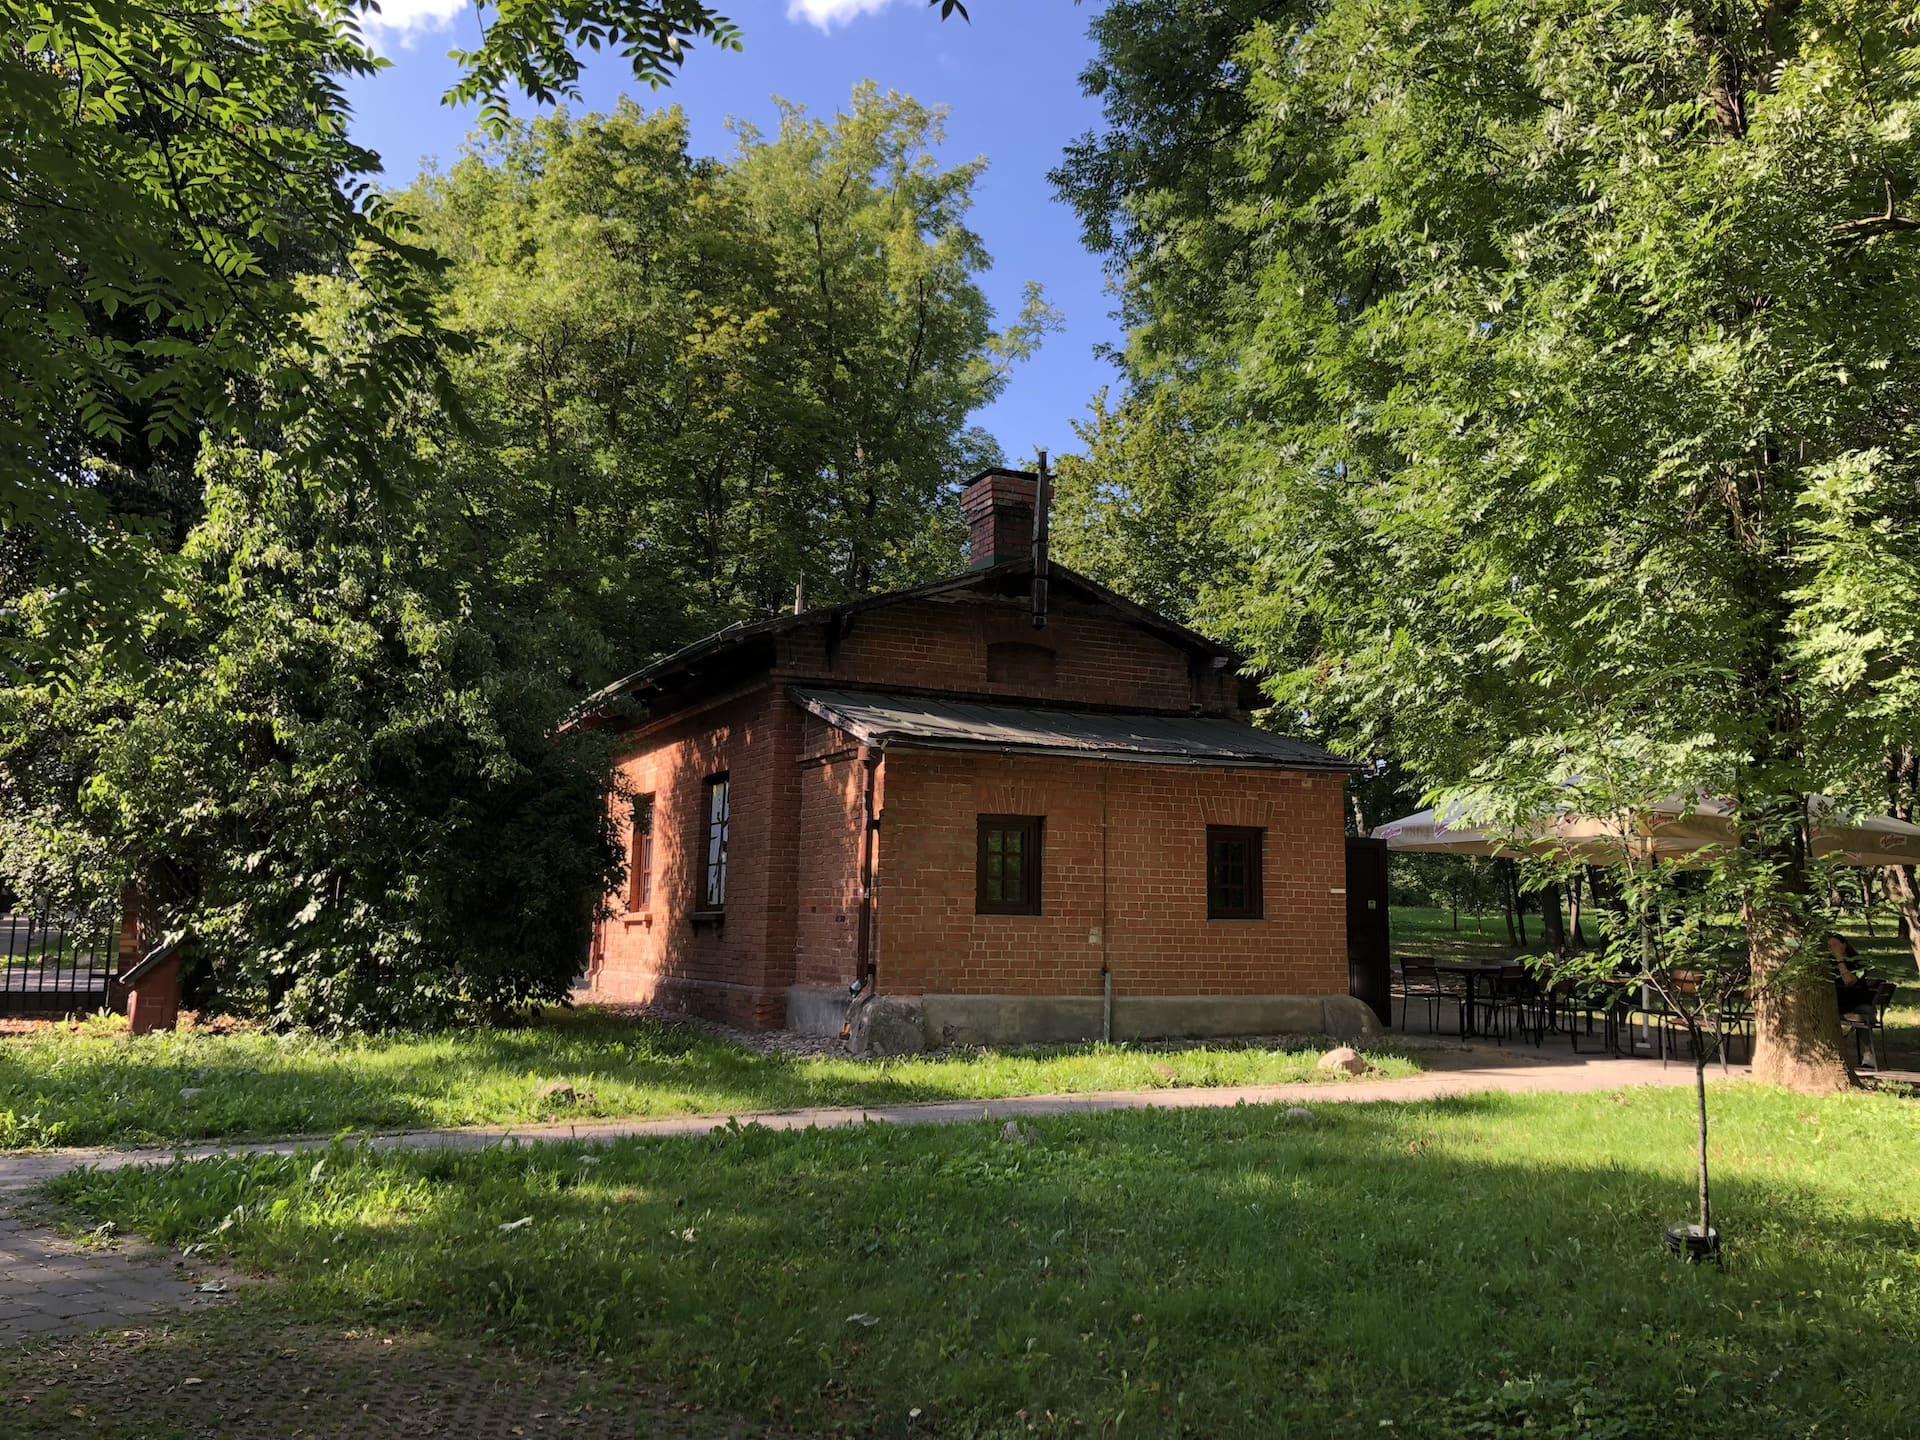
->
0, 903, 120, 1017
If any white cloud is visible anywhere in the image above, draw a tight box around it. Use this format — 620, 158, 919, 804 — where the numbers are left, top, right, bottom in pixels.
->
786, 0, 901, 32
360, 0, 470, 50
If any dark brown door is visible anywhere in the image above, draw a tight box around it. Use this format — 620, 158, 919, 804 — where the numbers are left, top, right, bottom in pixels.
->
1346, 837, 1392, 1024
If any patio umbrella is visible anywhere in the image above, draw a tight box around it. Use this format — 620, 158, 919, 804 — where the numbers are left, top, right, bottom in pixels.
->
1374, 793, 1920, 867
1634, 795, 1920, 867
1367, 802, 1512, 857
1372, 801, 1662, 862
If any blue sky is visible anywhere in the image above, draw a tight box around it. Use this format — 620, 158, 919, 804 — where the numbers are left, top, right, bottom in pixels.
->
344, 0, 1123, 461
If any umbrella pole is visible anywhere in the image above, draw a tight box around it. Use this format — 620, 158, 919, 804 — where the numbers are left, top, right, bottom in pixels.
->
1637, 855, 1661, 1057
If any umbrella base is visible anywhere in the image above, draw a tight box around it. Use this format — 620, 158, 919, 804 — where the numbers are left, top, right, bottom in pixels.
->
1664, 1223, 1721, 1265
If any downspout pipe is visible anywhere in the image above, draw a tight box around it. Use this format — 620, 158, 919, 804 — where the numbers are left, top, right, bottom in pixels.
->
853, 741, 883, 992
1101, 764, 1112, 1043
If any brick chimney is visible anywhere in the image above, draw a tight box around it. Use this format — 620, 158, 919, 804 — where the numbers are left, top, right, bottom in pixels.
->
961, 468, 1037, 570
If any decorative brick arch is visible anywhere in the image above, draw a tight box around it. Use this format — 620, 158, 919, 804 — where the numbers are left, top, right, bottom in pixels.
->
1198, 790, 1281, 828
973, 780, 1052, 815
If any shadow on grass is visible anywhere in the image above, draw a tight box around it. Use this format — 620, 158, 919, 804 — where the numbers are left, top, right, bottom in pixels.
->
46, 1085, 1920, 1439
0, 1010, 1420, 1149
0, 1304, 762, 1440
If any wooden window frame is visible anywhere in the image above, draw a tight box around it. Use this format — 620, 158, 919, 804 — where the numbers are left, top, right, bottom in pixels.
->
976, 814, 1044, 916
1207, 825, 1264, 921
629, 794, 655, 911
698, 774, 730, 913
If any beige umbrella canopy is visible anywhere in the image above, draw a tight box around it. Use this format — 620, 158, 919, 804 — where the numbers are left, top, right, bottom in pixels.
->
1374, 793, 1920, 867
1369, 803, 1518, 857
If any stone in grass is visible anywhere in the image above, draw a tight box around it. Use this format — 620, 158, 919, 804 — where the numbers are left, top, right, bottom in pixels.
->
1317, 1046, 1370, 1077
846, 996, 927, 1057
535, 1080, 590, 1107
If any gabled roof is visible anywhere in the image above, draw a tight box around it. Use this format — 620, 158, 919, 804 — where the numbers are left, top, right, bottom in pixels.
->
793, 688, 1346, 771
580, 559, 1244, 717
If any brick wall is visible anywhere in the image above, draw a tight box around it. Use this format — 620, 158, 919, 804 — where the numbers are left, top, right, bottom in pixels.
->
775, 593, 1242, 715
873, 751, 1348, 1000
793, 716, 867, 990
586, 682, 803, 1028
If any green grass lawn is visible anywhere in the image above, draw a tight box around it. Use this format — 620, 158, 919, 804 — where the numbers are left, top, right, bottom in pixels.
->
42, 1084, 1920, 1438
0, 1011, 1419, 1151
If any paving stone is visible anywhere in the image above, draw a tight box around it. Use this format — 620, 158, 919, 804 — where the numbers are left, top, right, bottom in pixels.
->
0, 1205, 239, 1346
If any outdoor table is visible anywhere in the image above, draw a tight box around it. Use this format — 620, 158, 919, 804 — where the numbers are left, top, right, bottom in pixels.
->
1396, 958, 1510, 1039
1435, 960, 1510, 1039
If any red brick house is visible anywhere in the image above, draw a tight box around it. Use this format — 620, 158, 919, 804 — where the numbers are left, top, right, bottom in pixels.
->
580, 469, 1377, 1049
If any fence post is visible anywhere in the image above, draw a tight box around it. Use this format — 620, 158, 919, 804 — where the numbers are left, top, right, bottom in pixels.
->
116, 883, 183, 1034
127, 951, 183, 1035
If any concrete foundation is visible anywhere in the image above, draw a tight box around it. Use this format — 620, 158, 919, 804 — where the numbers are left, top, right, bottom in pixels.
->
785, 985, 852, 1037
788, 986, 1380, 1048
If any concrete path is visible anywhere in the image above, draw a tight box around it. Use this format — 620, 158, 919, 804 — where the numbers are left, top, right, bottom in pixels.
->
0, 1044, 1727, 1199
0, 1211, 237, 1344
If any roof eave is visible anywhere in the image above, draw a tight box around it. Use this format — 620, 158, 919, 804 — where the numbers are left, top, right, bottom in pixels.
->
871, 736, 1351, 771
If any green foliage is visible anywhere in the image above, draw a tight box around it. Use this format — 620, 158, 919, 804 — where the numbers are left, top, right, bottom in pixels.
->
5, 69, 1043, 1026
1, 0, 446, 639
444, 0, 967, 138
49, 1087, 1920, 1435
1050, 387, 1226, 625
1390, 856, 1505, 919
408, 89, 1057, 638
2, 413, 621, 1029
0, 0, 972, 647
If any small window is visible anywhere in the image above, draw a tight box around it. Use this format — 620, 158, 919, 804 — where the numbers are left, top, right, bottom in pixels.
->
700, 775, 730, 910
1207, 826, 1264, 920
977, 815, 1043, 915
629, 795, 654, 910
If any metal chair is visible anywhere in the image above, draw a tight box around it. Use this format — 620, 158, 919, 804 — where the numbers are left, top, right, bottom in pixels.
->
1396, 959, 1464, 1035
1485, 964, 1547, 1046
1841, 980, 1897, 1070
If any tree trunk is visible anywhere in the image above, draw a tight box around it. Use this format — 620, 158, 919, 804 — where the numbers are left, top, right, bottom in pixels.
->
1887, 865, 1920, 976
1746, 888, 1849, 1093
1694, 1043, 1713, 1242
1539, 880, 1568, 956
1889, 749, 1920, 975
1695, 10, 1846, 1095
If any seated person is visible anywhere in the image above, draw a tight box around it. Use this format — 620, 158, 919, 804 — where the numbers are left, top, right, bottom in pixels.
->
1826, 933, 1877, 1022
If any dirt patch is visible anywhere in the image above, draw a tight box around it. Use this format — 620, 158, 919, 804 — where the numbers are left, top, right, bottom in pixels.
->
568, 1003, 849, 1060
0, 1307, 805, 1439
0, 1012, 258, 1040
569, 1001, 1422, 1066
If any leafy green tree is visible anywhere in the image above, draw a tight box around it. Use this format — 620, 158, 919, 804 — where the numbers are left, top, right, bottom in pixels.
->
720, 88, 1058, 596
1059, 0, 1920, 1091
1, 282, 621, 1029
2, 0, 969, 645
1050, 388, 1226, 626
2, 0, 441, 640
408, 88, 1055, 648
